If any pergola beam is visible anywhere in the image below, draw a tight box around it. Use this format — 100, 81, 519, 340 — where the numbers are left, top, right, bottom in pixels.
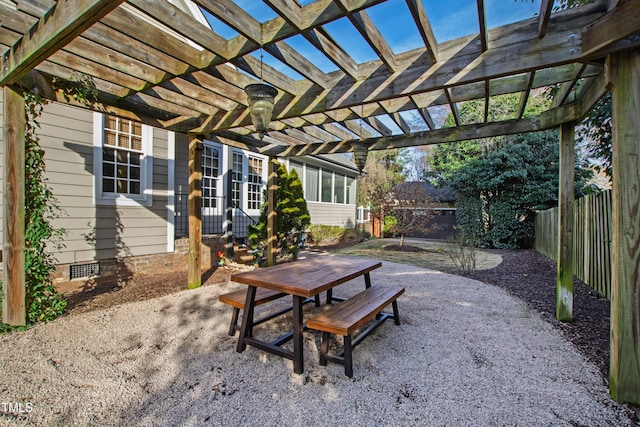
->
476, 0, 488, 51
582, 0, 640, 56
343, 7, 397, 72
516, 72, 535, 119
405, 0, 438, 62
0, 0, 125, 85
538, 0, 554, 38
263, 102, 581, 157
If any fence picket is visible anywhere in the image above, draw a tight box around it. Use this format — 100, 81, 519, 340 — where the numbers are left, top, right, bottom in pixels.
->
534, 189, 612, 298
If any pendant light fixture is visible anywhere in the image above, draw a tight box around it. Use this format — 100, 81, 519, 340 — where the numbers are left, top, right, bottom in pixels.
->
352, 105, 369, 174
244, 28, 277, 140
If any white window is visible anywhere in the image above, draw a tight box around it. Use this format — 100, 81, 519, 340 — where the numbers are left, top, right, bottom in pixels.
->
202, 144, 221, 209
347, 176, 357, 204
321, 169, 333, 203
305, 165, 319, 202
93, 113, 153, 206
247, 156, 263, 210
334, 174, 345, 204
232, 152, 243, 208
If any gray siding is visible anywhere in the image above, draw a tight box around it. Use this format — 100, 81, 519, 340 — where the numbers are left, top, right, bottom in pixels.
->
307, 202, 358, 229
174, 133, 190, 193
0, 98, 172, 265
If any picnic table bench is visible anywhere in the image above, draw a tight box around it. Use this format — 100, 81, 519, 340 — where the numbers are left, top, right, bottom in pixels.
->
219, 288, 319, 336
306, 285, 404, 377
229, 256, 404, 376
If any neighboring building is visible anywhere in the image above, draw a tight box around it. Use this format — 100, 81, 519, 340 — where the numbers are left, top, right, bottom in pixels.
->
370, 181, 457, 240
0, 97, 359, 283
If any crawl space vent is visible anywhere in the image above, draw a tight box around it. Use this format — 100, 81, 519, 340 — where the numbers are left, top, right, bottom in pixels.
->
70, 262, 100, 279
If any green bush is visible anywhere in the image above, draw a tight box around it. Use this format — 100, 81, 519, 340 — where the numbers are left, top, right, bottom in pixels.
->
248, 162, 310, 259
309, 224, 345, 246
383, 214, 398, 235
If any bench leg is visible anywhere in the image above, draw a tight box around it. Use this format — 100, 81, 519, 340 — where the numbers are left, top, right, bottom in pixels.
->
319, 332, 330, 366
229, 307, 240, 336
292, 295, 305, 374
344, 335, 353, 378
392, 300, 400, 325
236, 286, 257, 353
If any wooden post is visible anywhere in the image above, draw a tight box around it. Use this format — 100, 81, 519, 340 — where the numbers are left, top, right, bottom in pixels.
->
187, 135, 202, 289
2, 87, 26, 326
225, 146, 233, 260
609, 49, 640, 405
266, 157, 278, 266
556, 121, 575, 321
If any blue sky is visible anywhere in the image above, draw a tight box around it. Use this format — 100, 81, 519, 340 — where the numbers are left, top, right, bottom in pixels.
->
204, 0, 546, 74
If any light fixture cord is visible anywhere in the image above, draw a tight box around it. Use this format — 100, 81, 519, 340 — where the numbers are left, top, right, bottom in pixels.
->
259, 24, 264, 82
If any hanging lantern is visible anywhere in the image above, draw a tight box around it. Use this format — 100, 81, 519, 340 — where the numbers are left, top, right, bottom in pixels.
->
244, 83, 278, 140
352, 141, 369, 174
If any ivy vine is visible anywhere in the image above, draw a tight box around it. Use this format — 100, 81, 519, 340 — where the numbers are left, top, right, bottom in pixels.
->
22, 90, 67, 324
2, 75, 99, 331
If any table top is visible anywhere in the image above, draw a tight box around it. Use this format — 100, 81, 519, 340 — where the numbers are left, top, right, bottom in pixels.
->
230, 256, 382, 297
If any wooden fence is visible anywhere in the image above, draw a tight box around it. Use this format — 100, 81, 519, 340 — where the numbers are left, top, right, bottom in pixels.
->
534, 189, 612, 298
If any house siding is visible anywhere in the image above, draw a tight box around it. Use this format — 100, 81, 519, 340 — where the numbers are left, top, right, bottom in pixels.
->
307, 202, 357, 229
0, 97, 172, 267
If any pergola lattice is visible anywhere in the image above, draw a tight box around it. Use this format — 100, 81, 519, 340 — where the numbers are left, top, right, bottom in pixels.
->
1, 0, 640, 404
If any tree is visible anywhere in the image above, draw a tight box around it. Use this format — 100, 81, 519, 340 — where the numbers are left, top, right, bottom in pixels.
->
388, 183, 435, 246
357, 150, 406, 234
248, 163, 310, 260
428, 91, 591, 249
425, 93, 552, 185
578, 92, 612, 178
451, 130, 591, 248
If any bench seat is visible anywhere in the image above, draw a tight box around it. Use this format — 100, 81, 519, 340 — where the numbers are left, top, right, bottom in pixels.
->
306, 285, 404, 377
219, 287, 319, 336
219, 288, 287, 336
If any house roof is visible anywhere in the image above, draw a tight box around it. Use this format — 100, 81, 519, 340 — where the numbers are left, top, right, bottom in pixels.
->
394, 181, 456, 202
0, 0, 636, 159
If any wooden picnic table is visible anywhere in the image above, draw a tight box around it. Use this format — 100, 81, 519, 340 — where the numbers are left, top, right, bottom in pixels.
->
231, 255, 381, 374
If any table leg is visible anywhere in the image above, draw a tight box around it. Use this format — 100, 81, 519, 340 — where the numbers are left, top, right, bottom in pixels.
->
292, 295, 304, 374
364, 272, 372, 288
236, 285, 257, 353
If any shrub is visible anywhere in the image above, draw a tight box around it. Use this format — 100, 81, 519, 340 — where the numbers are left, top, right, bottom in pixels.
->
445, 233, 477, 276
248, 162, 310, 260
309, 224, 345, 247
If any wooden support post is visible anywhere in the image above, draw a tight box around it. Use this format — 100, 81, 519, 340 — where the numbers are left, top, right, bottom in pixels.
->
187, 135, 203, 289
609, 49, 640, 405
556, 121, 575, 321
225, 146, 233, 260
2, 87, 26, 326
266, 157, 278, 266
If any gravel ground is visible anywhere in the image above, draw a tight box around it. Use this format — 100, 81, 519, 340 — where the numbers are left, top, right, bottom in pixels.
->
0, 253, 636, 426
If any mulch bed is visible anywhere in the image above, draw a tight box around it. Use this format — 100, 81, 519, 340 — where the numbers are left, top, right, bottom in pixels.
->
382, 244, 426, 252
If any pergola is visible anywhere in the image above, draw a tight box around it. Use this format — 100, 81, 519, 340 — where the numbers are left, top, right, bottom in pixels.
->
1, 0, 639, 403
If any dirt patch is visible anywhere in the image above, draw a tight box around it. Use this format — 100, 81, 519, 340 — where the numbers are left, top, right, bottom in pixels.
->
63, 265, 249, 315
382, 244, 425, 252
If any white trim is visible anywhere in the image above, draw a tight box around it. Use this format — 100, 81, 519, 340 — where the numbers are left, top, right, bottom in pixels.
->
92, 112, 154, 207
167, 131, 176, 253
